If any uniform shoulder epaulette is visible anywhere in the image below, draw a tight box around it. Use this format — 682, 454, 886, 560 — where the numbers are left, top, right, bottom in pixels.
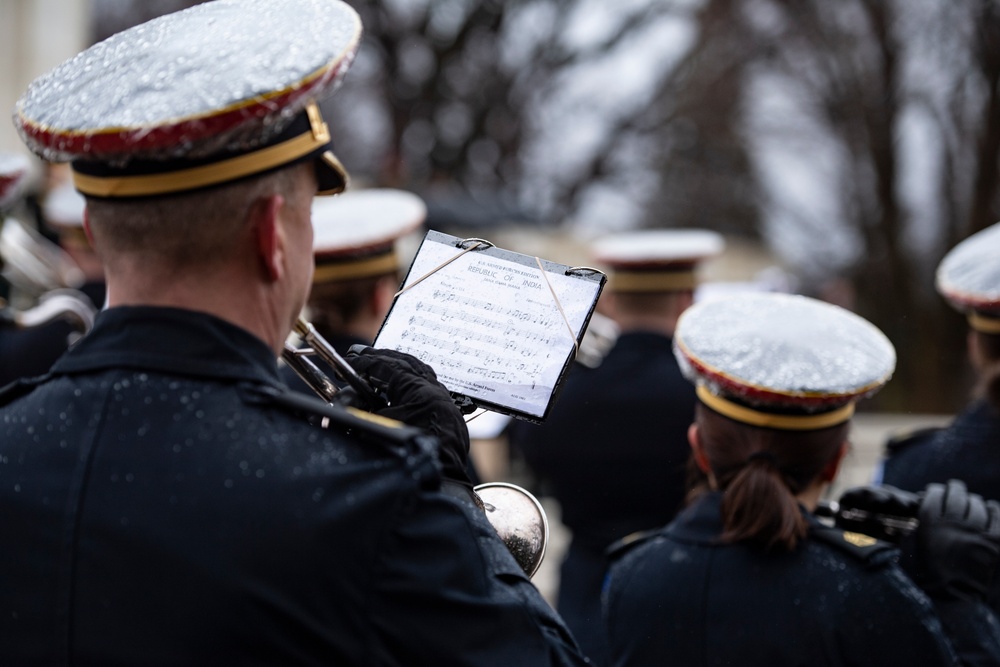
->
238, 382, 434, 454
885, 426, 942, 455
810, 523, 897, 567
606, 528, 662, 562
0, 374, 49, 408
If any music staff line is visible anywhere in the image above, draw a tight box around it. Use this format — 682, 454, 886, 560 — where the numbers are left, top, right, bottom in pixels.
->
420, 290, 561, 329
390, 343, 545, 382
406, 314, 559, 350
399, 329, 547, 373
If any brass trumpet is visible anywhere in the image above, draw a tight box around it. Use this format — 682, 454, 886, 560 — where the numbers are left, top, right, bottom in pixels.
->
281, 317, 548, 578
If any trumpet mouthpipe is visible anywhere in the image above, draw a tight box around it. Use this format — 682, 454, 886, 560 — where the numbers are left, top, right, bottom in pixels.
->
289, 317, 386, 409
281, 343, 340, 403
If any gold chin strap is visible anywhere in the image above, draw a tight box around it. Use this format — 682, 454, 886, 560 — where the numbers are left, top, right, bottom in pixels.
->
696, 385, 855, 431
316, 150, 349, 196
969, 312, 1000, 334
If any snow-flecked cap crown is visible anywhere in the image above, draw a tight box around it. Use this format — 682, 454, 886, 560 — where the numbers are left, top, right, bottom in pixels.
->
312, 189, 426, 284
13, 0, 361, 199
674, 292, 895, 430
591, 229, 724, 292
936, 222, 1000, 334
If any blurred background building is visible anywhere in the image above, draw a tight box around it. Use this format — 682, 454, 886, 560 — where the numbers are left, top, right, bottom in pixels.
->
1, 1, 88, 154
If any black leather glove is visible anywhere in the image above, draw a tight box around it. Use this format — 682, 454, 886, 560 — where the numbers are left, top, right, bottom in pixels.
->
343, 346, 472, 487
834, 484, 921, 544
902, 479, 1000, 604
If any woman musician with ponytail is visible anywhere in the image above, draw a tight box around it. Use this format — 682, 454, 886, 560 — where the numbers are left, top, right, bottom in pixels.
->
603, 293, 1000, 666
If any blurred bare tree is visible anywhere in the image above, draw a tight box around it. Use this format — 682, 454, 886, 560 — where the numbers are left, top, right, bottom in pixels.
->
91, 0, 207, 42
320, 0, 569, 226
733, 0, 1000, 411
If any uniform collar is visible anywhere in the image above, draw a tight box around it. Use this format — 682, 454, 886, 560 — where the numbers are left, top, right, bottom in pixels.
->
663, 492, 727, 544
50, 306, 282, 386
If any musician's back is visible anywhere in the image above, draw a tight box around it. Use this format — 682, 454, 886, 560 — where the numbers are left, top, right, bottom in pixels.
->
605, 492, 971, 666
0, 306, 584, 665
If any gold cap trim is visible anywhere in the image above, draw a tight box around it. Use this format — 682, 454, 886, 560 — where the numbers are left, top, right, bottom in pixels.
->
313, 252, 399, 284
969, 311, 1000, 334
696, 385, 855, 431
610, 269, 696, 292
71, 103, 346, 198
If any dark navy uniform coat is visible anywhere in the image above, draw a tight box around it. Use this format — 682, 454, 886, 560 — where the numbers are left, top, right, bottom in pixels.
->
604, 492, 1000, 667
508, 331, 697, 665
881, 398, 1000, 613
0, 307, 587, 666
882, 400, 1000, 502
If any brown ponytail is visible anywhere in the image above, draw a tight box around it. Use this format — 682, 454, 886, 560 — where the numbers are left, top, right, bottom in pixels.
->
720, 456, 808, 551
694, 403, 848, 552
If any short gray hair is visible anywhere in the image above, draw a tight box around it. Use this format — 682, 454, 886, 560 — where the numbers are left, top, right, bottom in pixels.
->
85, 164, 308, 269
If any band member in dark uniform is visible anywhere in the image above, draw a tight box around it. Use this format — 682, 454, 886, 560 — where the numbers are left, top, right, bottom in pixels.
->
604, 292, 1000, 666
508, 228, 723, 665
0, 181, 103, 387
0, 2, 587, 664
881, 221, 1000, 611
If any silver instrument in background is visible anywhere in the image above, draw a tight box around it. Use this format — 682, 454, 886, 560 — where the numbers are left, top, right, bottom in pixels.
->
1, 217, 85, 300
0, 215, 97, 338
281, 316, 549, 578
1, 288, 97, 335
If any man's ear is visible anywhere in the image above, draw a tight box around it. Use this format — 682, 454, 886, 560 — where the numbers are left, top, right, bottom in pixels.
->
82, 208, 95, 247
253, 194, 285, 282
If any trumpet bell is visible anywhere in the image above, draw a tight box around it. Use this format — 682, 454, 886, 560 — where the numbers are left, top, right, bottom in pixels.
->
474, 482, 549, 578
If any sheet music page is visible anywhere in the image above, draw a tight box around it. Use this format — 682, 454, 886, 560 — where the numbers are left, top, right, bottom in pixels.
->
375, 235, 603, 420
